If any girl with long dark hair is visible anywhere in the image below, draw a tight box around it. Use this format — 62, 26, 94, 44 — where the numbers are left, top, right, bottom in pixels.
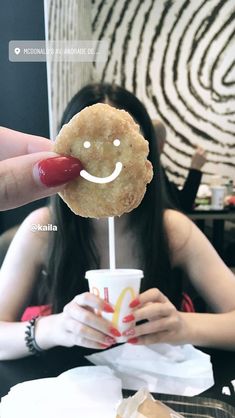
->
0, 83, 235, 359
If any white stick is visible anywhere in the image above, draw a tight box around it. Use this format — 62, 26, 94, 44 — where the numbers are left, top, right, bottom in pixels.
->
108, 217, 116, 270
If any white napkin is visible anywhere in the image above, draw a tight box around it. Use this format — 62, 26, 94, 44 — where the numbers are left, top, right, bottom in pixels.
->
86, 343, 214, 396
0, 366, 122, 418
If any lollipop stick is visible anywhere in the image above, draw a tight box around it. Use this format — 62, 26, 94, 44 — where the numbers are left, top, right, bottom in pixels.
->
108, 217, 116, 270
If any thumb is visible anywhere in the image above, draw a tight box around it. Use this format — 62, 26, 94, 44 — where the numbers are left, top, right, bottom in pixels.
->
0, 152, 83, 211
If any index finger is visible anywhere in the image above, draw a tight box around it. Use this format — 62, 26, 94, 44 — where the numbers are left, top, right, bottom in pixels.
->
130, 288, 168, 308
0, 127, 52, 161
74, 292, 114, 313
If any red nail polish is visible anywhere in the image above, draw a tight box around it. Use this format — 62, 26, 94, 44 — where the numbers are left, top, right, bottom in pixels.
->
99, 343, 110, 348
122, 328, 135, 337
129, 298, 140, 308
105, 336, 116, 345
122, 314, 135, 323
36, 156, 83, 187
127, 337, 138, 344
109, 327, 121, 337
103, 302, 115, 313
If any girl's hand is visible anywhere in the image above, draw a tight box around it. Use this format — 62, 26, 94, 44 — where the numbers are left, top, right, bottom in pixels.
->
37, 292, 121, 350
122, 288, 189, 345
0, 127, 82, 210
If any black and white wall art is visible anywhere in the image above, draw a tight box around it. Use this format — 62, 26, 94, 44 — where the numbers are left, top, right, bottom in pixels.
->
93, 0, 235, 185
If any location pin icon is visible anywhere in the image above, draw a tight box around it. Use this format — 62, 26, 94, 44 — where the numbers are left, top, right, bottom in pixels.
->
14, 47, 21, 55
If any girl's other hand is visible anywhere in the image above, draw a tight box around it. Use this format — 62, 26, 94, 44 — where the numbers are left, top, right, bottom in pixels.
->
122, 288, 189, 345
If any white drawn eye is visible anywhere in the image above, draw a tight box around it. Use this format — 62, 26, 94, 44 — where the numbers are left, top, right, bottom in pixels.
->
113, 139, 120, 147
83, 141, 91, 149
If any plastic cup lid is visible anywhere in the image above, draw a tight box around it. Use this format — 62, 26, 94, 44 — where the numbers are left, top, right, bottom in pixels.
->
85, 269, 143, 280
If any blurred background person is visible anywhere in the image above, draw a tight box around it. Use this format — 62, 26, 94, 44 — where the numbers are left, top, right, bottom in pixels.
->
153, 119, 207, 212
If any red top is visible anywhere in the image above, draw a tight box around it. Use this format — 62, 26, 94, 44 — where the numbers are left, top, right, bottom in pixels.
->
21, 305, 52, 321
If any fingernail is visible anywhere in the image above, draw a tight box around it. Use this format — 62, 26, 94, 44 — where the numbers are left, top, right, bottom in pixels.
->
122, 328, 135, 337
105, 336, 116, 345
129, 298, 140, 308
109, 327, 121, 337
127, 337, 138, 344
99, 343, 111, 348
35, 156, 83, 187
122, 314, 135, 323
103, 302, 115, 313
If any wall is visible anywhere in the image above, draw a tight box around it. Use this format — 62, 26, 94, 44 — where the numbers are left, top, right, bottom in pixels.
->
92, 0, 235, 185
44, 0, 93, 138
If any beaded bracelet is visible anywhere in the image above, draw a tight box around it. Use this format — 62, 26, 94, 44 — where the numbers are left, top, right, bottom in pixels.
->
25, 316, 44, 356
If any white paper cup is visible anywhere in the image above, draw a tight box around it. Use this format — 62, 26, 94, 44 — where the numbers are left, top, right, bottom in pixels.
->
85, 269, 143, 343
211, 186, 226, 210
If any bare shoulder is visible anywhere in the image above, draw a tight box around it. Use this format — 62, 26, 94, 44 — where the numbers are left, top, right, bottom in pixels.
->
20, 206, 52, 238
163, 210, 235, 313
22, 206, 51, 228
163, 209, 193, 259
12, 206, 52, 260
0, 206, 52, 321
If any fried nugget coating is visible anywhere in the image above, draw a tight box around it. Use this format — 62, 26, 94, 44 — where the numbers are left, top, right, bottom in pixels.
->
53, 103, 153, 218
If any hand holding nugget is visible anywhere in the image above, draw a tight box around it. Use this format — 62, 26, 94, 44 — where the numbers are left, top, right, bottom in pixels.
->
53, 103, 153, 218
0, 127, 82, 210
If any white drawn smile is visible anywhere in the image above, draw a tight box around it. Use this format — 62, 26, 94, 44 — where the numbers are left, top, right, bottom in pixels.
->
80, 162, 123, 184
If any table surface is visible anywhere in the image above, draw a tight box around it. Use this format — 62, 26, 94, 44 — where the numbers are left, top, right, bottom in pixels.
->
1, 346, 235, 408
188, 208, 235, 221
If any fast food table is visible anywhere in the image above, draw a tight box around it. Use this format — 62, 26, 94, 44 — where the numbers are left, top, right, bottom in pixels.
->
1, 345, 235, 411
188, 208, 235, 258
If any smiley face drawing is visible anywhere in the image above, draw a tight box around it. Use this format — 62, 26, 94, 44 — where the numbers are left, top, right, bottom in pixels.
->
53, 103, 153, 218
80, 138, 123, 184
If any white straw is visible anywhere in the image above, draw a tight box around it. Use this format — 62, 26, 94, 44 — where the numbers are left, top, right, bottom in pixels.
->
108, 217, 116, 270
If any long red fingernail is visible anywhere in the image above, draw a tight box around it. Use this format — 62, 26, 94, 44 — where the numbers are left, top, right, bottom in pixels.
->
103, 302, 115, 313
122, 314, 135, 323
129, 298, 140, 308
35, 156, 83, 187
122, 328, 135, 337
127, 337, 138, 344
105, 336, 116, 345
109, 327, 121, 337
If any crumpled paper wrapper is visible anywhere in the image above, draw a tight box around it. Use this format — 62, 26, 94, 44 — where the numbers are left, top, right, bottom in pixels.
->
116, 388, 183, 418
86, 343, 214, 396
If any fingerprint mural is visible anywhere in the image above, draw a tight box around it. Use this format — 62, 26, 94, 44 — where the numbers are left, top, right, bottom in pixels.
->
92, 0, 235, 184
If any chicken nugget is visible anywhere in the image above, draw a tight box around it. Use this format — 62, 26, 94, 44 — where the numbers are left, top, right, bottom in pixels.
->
53, 103, 153, 218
